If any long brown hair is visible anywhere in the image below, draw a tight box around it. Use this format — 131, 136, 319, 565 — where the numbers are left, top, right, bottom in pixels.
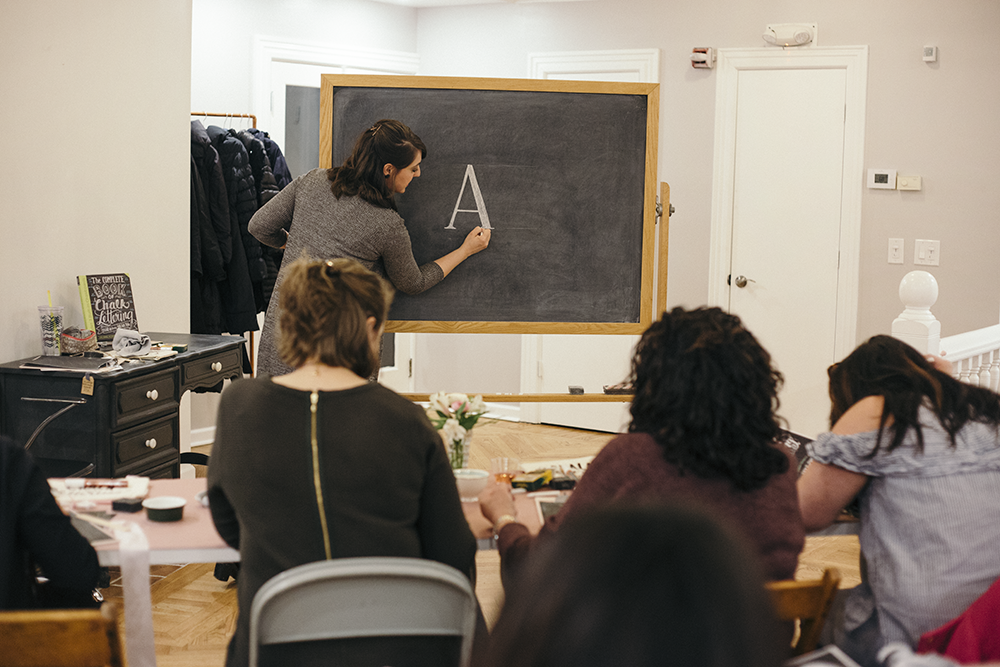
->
277, 256, 394, 378
327, 119, 426, 211
828, 335, 1000, 455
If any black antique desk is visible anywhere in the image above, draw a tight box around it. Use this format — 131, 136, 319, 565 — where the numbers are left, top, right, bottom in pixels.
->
0, 333, 244, 478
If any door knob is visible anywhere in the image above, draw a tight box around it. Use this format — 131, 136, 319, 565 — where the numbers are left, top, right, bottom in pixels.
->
734, 275, 756, 288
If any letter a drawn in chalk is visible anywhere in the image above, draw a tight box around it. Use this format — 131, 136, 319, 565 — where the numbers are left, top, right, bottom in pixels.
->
446, 164, 493, 230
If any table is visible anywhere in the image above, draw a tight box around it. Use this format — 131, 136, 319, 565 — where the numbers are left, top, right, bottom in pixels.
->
0, 333, 245, 479
90, 478, 545, 562
463, 488, 551, 549
92, 478, 238, 566
81, 478, 545, 665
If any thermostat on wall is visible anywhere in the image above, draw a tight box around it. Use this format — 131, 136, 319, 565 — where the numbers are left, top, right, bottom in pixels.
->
867, 168, 896, 190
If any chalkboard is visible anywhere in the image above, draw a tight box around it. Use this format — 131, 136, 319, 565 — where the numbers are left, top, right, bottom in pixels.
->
319, 75, 659, 334
77, 273, 139, 343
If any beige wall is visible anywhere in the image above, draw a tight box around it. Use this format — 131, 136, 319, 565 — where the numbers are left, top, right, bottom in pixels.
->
0, 1, 192, 363
415, 0, 1000, 340
4, 0, 997, 437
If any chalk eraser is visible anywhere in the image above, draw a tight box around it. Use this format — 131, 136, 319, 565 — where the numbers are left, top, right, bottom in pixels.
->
112, 498, 144, 513
568, 385, 584, 395
171, 344, 188, 353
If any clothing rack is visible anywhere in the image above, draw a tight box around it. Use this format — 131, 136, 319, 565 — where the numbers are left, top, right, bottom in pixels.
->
190, 111, 257, 128
190, 111, 259, 373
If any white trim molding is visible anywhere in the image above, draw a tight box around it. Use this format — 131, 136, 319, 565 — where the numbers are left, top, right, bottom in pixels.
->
708, 45, 868, 361
251, 35, 419, 121
529, 49, 660, 82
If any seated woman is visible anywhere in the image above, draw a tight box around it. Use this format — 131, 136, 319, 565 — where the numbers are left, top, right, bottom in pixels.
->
477, 503, 788, 667
0, 435, 101, 609
208, 256, 478, 667
479, 306, 805, 584
798, 335, 1000, 667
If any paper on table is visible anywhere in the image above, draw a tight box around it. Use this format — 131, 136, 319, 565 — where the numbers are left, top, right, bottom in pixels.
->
49, 476, 150, 504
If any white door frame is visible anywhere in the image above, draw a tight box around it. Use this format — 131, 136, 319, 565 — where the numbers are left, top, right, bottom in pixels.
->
708, 46, 868, 363
251, 35, 419, 126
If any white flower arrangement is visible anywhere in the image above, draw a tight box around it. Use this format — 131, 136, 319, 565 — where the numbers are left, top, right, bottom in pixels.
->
426, 392, 488, 469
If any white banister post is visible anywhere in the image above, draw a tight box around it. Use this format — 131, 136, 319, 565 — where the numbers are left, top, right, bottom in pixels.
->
891, 270, 941, 355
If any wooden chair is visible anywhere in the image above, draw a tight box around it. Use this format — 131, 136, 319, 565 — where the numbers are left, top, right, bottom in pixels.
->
766, 568, 841, 655
0, 601, 125, 667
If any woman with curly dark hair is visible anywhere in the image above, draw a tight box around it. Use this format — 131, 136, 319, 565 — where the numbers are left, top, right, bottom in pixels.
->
799, 335, 1000, 666
479, 306, 805, 585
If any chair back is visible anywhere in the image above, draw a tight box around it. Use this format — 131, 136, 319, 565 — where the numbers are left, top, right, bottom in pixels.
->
248, 557, 477, 667
766, 568, 841, 655
0, 602, 125, 667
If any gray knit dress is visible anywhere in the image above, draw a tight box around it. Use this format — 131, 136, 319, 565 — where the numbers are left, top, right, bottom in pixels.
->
248, 168, 444, 377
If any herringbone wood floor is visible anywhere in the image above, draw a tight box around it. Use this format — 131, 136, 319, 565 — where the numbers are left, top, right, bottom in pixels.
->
100, 419, 860, 666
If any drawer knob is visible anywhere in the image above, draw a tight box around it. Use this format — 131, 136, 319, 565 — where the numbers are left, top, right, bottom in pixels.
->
145, 438, 157, 449
212, 361, 223, 372
146, 389, 159, 401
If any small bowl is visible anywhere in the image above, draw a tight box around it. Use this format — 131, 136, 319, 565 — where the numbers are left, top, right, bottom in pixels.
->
142, 496, 186, 522
453, 468, 490, 502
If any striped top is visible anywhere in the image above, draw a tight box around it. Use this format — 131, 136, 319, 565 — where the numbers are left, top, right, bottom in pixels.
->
808, 407, 1000, 664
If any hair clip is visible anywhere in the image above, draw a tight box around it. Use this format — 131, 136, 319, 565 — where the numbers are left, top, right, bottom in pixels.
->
370, 124, 381, 136
323, 260, 341, 278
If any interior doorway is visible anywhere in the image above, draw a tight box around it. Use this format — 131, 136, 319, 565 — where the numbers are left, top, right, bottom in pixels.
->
709, 46, 868, 438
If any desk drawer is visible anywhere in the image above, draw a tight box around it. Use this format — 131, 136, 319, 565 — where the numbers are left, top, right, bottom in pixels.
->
181, 348, 242, 390
114, 414, 179, 474
113, 369, 179, 428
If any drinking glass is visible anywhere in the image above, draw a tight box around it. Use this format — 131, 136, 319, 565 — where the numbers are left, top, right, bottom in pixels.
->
491, 457, 520, 485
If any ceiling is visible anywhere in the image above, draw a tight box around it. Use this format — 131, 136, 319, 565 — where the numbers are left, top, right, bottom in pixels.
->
372, 0, 581, 7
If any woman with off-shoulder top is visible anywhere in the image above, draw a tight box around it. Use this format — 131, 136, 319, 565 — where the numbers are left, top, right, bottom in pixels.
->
798, 335, 1000, 666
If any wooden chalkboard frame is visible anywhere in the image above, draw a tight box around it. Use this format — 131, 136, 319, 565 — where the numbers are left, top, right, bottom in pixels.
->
320, 74, 659, 335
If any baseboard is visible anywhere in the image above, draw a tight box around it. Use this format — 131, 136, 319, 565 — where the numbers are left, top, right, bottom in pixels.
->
190, 426, 216, 448
484, 402, 522, 423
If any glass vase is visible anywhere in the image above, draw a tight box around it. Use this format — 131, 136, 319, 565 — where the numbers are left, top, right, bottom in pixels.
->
447, 431, 472, 469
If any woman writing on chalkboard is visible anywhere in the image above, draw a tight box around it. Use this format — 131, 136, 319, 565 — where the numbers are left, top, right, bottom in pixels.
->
249, 119, 491, 377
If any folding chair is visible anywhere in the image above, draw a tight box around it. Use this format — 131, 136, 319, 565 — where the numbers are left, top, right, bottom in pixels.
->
248, 557, 477, 667
766, 568, 841, 655
0, 601, 125, 667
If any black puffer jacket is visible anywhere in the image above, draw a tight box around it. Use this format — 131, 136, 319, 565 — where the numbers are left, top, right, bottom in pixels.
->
207, 126, 267, 313
205, 125, 260, 334
247, 127, 293, 189
237, 130, 283, 310
190, 121, 230, 334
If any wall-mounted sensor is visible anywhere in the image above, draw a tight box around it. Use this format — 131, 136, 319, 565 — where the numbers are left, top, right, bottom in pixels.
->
690, 48, 715, 69
867, 168, 897, 190
923, 45, 938, 63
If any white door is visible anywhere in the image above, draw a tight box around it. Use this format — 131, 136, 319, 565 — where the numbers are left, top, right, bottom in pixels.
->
710, 47, 868, 439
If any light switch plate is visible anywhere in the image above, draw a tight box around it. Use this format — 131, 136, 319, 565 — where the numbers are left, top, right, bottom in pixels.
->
888, 238, 904, 264
914, 239, 940, 266
867, 168, 896, 189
